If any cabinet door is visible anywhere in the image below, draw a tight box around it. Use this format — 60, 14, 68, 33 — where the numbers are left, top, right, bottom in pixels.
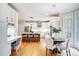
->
7, 44, 11, 55
74, 10, 79, 47
11, 9, 15, 24
6, 5, 11, 23
7, 6, 15, 24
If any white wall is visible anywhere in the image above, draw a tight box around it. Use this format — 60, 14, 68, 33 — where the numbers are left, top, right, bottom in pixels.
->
49, 17, 61, 28
49, 15, 63, 38
18, 20, 25, 35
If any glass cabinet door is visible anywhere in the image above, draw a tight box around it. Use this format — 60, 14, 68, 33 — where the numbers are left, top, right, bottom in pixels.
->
74, 10, 79, 48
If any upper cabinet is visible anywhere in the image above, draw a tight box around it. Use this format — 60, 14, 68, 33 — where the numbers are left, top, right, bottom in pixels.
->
7, 5, 17, 24
6, 4, 18, 35
0, 3, 19, 36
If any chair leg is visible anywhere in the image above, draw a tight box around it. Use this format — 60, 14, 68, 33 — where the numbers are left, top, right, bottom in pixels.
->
15, 49, 18, 56
46, 48, 48, 56
66, 50, 68, 56
69, 49, 71, 56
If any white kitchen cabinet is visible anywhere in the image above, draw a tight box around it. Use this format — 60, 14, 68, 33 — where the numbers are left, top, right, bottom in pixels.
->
9, 5, 18, 35
7, 5, 15, 24
6, 5, 12, 23
6, 4, 18, 35
0, 3, 18, 56
7, 43, 11, 55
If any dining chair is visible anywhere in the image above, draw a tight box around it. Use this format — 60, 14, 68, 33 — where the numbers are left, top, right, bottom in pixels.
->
45, 35, 56, 56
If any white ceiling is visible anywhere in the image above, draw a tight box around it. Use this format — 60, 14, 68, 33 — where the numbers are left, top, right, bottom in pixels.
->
12, 3, 79, 21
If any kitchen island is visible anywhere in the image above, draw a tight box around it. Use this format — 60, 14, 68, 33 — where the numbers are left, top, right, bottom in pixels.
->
22, 33, 40, 42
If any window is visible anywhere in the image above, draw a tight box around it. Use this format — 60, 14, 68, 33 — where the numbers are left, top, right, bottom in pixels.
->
63, 10, 79, 49
63, 13, 73, 43
74, 10, 79, 48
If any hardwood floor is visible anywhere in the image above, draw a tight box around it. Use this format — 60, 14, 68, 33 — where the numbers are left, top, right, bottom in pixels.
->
11, 38, 61, 56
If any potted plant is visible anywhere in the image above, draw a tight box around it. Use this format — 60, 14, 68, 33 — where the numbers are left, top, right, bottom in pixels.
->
51, 27, 61, 39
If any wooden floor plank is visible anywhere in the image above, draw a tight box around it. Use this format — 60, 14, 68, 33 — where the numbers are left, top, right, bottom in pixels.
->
11, 38, 61, 56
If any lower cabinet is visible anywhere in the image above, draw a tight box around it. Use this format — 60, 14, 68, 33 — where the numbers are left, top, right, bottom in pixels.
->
7, 43, 11, 56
